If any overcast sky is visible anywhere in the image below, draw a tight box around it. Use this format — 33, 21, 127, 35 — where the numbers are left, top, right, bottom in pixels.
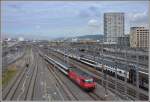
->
1, 1, 149, 40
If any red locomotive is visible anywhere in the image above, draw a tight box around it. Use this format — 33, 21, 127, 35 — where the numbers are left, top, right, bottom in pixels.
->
67, 67, 96, 91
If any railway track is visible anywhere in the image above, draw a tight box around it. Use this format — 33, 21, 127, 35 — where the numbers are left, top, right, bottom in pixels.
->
2, 60, 26, 91
47, 63, 79, 100
48, 51, 121, 100
2, 47, 38, 101
45, 53, 106, 100
47, 62, 104, 101
11, 49, 36, 100
3, 55, 30, 100
51, 50, 149, 100
25, 53, 38, 100
2, 58, 26, 100
88, 92, 105, 100
2, 49, 26, 73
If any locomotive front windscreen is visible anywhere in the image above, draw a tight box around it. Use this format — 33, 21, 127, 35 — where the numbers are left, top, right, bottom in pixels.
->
85, 79, 93, 83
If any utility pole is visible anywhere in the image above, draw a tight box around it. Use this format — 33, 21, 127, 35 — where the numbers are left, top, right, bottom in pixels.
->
101, 37, 108, 99
63, 42, 66, 63
125, 39, 129, 100
114, 37, 118, 100
135, 48, 139, 100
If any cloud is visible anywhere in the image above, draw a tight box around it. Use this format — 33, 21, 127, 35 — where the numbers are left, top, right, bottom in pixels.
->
87, 19, 103, 34
89, 6, 98, 12
88, 19, 99, 27
128, 11, 148, 23
8, 3, 24, 11
8, 4, 21, 9
2, 1, 148, 39
88, 6, 100, 17
78, 6, 101, 18
7, 3, 27, 14
78, 10, 91, 18
125, 11, 149, 33
35, 25, 41, 29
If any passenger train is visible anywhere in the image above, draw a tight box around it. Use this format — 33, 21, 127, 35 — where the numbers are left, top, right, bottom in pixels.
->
43, 54, 96, 91
49, 49, 148, 91
79, 57, 148, 91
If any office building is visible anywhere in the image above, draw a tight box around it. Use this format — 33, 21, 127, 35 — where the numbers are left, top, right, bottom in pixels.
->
104, 12, 124, 43
130, 27, 149, 48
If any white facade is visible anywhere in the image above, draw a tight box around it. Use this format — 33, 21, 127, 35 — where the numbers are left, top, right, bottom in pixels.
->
104, 12, 124, 43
